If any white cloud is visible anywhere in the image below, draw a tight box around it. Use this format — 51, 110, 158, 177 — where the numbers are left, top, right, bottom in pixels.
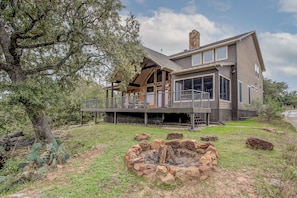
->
279, 0, 297, 13
259, 32, 297, 78
137, 8, 232, 55
182, 0, 197, 14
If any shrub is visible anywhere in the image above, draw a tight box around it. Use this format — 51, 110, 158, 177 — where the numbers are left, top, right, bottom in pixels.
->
246, 98, 284, 122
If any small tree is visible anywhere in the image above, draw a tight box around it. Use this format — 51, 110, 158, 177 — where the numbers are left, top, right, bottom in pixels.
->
247, 98, 284, 122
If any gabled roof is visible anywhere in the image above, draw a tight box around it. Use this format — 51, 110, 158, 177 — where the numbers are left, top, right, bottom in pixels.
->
169, 31, 265, 72
144, 47, 182, 71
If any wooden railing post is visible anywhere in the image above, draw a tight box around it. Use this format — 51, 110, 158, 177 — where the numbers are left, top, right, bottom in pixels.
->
192, 89, 194, 108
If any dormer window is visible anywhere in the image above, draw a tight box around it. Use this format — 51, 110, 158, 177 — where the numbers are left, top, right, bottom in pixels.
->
203, 50, 214, 63
216, 46, 227, 61
192, 53, 202, 66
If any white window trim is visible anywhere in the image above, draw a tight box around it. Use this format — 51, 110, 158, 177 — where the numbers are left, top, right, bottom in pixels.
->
219, 75, 231, 103
215, 46, 228, 61
173, 73, 215, 102
192, 53, 202, 66
203, 49, 214, 64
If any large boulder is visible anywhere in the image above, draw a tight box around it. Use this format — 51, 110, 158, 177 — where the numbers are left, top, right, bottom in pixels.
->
246, 137, 274, 150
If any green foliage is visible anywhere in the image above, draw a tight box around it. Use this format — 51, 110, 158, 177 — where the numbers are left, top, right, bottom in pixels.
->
263, 77, 297, 108
263, 78, 288, 103
1, 0, 144, 141
0, 98, 33, 137
47, 80, 105, 127
246, 98, 284, 122
17, 140, 70, 182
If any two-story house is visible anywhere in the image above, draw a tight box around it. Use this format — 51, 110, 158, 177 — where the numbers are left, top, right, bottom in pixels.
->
81, 30, 265, 128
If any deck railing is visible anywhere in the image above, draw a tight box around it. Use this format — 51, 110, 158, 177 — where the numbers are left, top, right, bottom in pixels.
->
81, 89, 210, 110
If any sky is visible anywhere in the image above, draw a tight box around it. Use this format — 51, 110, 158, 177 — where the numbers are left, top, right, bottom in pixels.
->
121, 0, 297, 92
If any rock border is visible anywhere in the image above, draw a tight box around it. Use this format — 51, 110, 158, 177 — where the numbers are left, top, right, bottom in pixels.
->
124, 139, 219, 184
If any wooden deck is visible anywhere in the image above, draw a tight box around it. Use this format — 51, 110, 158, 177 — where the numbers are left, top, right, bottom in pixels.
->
81, 90, 211, 129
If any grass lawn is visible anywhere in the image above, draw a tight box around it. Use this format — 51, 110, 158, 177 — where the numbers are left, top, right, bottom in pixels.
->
1, 118, 297, 197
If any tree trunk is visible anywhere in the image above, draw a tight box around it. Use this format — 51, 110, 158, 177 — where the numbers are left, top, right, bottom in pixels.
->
26, 109, 56, 143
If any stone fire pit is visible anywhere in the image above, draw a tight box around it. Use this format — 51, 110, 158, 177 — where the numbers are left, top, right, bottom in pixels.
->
124, 138, 219, 184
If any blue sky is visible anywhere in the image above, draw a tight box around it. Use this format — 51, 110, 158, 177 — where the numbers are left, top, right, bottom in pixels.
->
121, 0, 297, 92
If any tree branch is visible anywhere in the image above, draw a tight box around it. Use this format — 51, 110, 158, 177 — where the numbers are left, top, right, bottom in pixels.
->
0, 61, 10, 71
25, 49, 76, 75
17, 41, 56, 49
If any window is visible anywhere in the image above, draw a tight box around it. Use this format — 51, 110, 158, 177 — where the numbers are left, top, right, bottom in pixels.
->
255, 64, 260, 78
239, 81, 242, 102
220, 76, 230, 101
192, 53, 202, 66
175, 81, 183, 100
146, 87, 154, 105
203, 76, 213, 99
216, 46, 227, 60
174, 75, 213, 100
147, 72, 154, 84
157, 69, 169, 82
203, 50, 214, 63
184, 79, 192, 90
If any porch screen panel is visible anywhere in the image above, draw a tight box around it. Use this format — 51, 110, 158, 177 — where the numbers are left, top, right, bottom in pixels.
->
203, 76, 213, 99
220, 76, 230, 101
183, 79, 192, 100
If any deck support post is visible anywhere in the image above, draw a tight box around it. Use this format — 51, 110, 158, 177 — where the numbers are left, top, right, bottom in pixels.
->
206, 113, 210, 126
80, 111, 83, 125
94, 112, 97, 124
190, 113, 195, 130
114, 112, 117, 124
144, 112, 148, 126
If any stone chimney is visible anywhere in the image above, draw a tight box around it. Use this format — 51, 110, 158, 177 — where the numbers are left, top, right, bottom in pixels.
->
189, 30, 200, 50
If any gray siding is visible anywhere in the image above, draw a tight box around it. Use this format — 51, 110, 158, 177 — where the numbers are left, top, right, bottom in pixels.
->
237, 35, 264, 110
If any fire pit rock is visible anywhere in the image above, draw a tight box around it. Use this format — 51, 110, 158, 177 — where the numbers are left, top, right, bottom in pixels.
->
134, 133, 150, 141
124, 139, 218, 184
167, 132, 184, 140
200, 135, 218, 141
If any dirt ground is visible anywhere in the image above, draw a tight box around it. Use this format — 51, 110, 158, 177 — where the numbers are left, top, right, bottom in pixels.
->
3, 144, 262, 198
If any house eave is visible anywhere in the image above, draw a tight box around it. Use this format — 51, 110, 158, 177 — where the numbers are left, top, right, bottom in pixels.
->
169, 31, 256, 60
172, 62, 234, 75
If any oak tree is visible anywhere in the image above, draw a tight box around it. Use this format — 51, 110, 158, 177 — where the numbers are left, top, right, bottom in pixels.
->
0, 0, 143, 142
